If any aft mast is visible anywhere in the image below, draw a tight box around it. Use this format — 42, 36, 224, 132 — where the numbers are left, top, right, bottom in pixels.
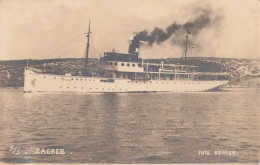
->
85, 21, 91, 71
184, 31, 190, 62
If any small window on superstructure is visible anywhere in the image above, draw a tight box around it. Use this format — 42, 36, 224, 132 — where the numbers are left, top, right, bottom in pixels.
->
127, 63, 130, 66
110, 62, 113, 65
121, 63, 125, 66
114, 62, 117, 66
132, 64, 135, 67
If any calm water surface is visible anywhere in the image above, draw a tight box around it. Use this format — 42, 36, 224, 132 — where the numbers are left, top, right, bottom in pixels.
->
0, 88, 259, 163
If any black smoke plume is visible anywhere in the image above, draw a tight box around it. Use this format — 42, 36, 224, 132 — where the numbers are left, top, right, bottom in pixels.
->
128, 8, 213, 54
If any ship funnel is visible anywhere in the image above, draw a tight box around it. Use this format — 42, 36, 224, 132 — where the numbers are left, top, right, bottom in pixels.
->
128, 40, 139, 56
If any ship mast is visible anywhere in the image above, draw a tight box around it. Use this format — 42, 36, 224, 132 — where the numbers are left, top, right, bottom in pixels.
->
184, 31, 190, 62
85, 21, 91, 70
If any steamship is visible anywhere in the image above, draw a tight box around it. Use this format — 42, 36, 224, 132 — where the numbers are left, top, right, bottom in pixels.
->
24, 23, 229, 93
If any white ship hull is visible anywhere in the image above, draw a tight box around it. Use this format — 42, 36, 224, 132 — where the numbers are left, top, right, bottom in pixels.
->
24, 69, 228, 93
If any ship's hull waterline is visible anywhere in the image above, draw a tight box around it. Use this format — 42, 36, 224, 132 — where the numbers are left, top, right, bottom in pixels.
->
24, 69, 228, 93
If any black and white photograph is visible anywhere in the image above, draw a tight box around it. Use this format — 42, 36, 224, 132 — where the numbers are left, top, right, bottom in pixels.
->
0, 0, 259, 164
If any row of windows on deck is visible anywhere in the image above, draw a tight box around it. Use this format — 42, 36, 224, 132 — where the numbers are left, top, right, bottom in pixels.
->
60, 86, 128, 91
101, 61, 141, 67
43, 76, 115, 83
44, 76, 96, 81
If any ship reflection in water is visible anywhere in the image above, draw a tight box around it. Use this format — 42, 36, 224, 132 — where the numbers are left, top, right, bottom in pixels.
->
0, 88, 259, 163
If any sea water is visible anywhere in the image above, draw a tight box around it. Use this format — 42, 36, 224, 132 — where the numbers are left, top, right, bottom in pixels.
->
0, 88, 259, 163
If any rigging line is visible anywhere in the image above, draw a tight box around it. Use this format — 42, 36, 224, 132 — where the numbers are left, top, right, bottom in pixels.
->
90, 35, 99, 54
91, 44, 99, 54
91, 46, 101, 56
93, 49, 101, 58
90, 47, 100, 59
89, 33, 102, 58
188, 40, 192, 57
54, 43, 85, 59
46, 33, 84, 59
182, 41, 186, 59
89, 47, 96, 58
90, 34, 102, 56
90, 33, 97, 48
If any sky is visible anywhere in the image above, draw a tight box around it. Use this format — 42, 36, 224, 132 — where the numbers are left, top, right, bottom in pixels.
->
0, 0, 259, 60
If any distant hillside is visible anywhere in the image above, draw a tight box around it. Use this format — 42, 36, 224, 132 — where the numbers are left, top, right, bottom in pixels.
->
0, 57, 259, 88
